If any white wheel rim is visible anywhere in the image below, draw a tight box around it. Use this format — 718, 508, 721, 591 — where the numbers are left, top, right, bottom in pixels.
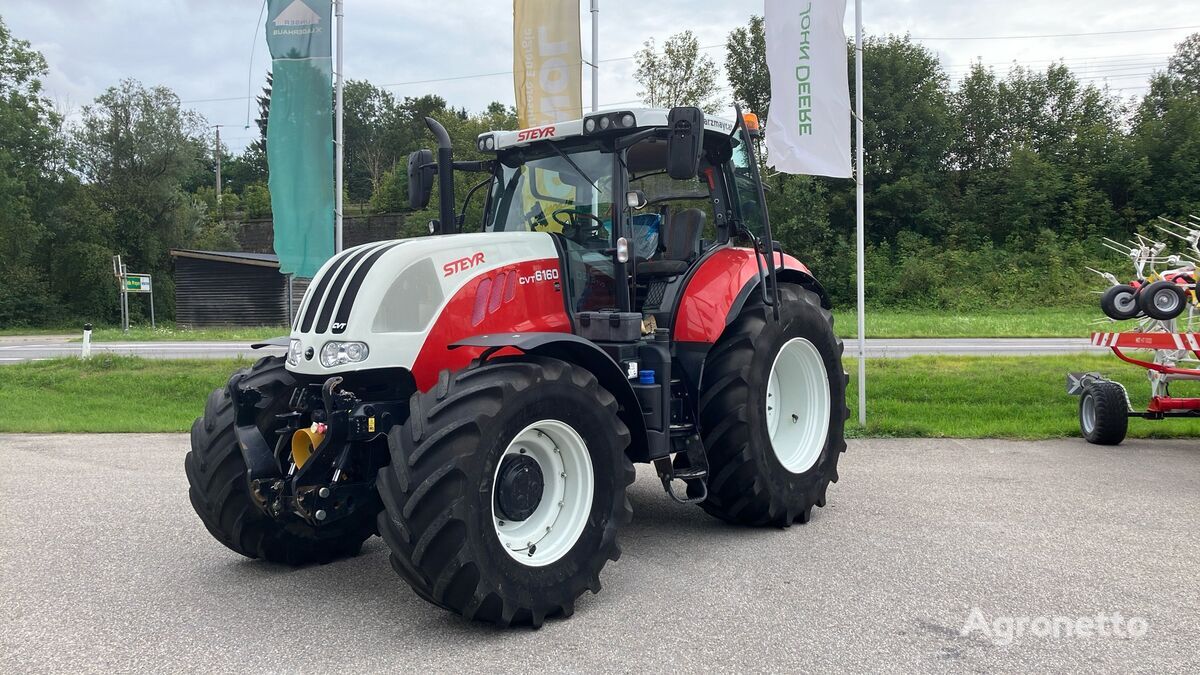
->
492, 420, 594, 567
766, 337, 831, 474
1115, 292, 1136, 313
1081, 394, 1096, 434
1155, 290, 1180, 312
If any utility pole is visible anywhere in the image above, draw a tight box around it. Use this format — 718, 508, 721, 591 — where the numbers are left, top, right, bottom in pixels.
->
590, 0, 599, 112
333, 0, 345, 253
213, 124, 223, 205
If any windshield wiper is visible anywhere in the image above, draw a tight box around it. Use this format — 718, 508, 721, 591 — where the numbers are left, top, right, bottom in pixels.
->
542, 141, 600, 193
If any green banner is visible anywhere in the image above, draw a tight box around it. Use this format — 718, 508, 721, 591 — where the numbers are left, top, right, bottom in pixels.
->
265, 0, 334, 279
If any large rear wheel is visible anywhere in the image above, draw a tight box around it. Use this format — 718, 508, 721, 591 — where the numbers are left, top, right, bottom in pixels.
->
698, 284, 848, 526
376, 356, 634, 627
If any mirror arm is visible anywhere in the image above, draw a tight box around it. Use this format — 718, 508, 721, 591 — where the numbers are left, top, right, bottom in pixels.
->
452, 160, 494, 172
614, 128, 666, 151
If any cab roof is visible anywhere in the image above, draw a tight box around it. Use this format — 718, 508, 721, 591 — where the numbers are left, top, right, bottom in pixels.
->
476, 107, 738, 153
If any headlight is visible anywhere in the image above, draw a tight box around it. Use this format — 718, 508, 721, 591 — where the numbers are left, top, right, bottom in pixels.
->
320, 341, 369, 368
287, 338, 303, 366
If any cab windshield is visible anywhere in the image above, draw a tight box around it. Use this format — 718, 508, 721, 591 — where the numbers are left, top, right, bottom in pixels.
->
486, 140, 615, 249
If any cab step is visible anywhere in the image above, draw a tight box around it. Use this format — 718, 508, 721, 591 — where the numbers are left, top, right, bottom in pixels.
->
654, 434, 709, 504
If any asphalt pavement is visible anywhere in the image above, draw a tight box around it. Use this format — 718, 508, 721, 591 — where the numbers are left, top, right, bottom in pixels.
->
0, 337, 1101, 364
1, 434, 1196, 672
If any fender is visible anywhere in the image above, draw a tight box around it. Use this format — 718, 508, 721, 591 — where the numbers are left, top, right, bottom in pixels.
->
451, 333, 649, 462
673, 247, 828, 345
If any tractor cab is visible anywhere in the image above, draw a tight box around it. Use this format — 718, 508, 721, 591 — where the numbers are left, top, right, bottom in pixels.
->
411, 107, 779, 327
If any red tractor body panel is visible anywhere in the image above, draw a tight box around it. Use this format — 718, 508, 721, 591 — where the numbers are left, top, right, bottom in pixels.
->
674, 248, 808, 344
411, 258, 572, 390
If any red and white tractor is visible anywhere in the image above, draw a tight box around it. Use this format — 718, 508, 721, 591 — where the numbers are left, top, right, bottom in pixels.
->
186, 106, 848, 626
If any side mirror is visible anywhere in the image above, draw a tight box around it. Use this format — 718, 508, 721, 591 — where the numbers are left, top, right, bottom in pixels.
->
407, 149, 435, 209
625, 190, 647, 210
666, 106, 704, 180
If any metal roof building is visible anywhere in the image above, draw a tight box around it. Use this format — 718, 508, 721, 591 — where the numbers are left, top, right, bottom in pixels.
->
170, 250, 307, 327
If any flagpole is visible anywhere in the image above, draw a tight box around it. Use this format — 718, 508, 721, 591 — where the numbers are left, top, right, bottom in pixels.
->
590, 0, 599, 112
333, 0, 345, 253
854, 0, 866, 426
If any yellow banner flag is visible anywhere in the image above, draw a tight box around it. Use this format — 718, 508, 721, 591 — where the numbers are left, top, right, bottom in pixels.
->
513, 0, 583, 128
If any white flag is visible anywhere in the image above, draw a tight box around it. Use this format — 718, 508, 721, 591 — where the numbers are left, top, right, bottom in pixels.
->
764, 0, 852, 178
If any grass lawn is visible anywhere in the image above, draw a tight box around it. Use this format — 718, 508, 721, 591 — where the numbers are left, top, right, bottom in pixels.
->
830, 307, 1126, 338
845, 354, 1200, 439
0, 356, 250, 433
80, 325, 289, 342
4, 354, 1198, 440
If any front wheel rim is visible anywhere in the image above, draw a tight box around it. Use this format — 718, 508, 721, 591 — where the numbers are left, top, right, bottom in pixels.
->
766, 337, 831, 474
492, 420, 594, 567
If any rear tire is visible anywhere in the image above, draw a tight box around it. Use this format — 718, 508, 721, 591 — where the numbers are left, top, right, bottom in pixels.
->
1138, 280, 1187, 320
185, 356, 377, 564
1100, 284, 1141, 320
1079, 381, 1128, 445
376, 356, 634, 627
698, 284, 849, 526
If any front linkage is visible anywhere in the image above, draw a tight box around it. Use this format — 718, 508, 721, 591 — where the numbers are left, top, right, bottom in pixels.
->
228, 371, 404, 527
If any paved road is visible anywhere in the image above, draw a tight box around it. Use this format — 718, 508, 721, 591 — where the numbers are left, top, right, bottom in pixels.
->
0, 339, 286, 364
1, 435, 1196, 672
0, 337, 1100, 364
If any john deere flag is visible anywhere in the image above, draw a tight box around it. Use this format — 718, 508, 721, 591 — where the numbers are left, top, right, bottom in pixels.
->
265, 0, 334, 278
513, 0, 583, 128
764, 0, 852, 178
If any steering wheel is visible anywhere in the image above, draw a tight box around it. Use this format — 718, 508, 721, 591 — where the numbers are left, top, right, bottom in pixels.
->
552, 209, 607, 242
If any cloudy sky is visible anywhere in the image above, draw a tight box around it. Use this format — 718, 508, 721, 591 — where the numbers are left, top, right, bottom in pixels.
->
4, 0, 1197, 151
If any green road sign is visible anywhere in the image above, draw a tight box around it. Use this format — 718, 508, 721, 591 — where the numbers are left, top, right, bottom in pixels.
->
125, 274, 152, 293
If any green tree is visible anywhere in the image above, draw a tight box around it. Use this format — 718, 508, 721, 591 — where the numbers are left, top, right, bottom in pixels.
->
242, 183, 271, 218
0, 16, 66, 324
343, 79, 404, 201
634, 31, 722, 113
725, 15, 769, 118
74, 79, 210, 318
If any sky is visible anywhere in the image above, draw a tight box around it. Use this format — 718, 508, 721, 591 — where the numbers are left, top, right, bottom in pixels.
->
3, 0, 1198, 152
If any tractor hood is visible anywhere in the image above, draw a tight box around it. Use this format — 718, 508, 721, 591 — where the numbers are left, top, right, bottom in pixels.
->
286, 231, 566, 379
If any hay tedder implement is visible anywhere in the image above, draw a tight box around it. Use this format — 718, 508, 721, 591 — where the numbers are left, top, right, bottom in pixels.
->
1072, 215, 1200, 444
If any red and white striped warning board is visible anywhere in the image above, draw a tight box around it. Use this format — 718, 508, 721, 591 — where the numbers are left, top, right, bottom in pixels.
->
1091, 331, 1200, 350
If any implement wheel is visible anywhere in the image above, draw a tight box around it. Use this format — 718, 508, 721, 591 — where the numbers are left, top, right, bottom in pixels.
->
1138, 280, 1187, 321
376, 356, 634, 628
1079, 380, 1128, 445
1100, 284, 1141, 321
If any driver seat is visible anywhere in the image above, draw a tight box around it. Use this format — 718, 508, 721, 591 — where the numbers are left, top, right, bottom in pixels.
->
638, 209, 705, 279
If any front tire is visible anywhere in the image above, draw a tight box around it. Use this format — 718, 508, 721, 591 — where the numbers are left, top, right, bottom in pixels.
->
185, 356, 377, 564
375, 356, 634, 627
698, 284, 849, 526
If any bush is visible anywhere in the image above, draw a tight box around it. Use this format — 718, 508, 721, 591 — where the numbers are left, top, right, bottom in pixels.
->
243, 183, 271, 218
